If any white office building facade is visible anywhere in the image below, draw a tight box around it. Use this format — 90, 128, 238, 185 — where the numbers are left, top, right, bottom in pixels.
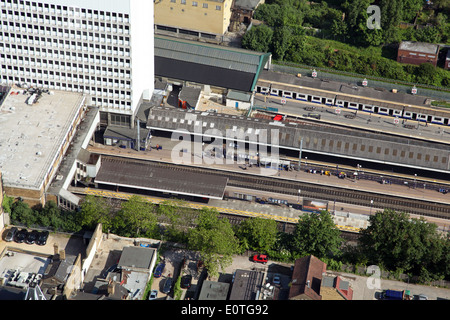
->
0, 0, 154, 120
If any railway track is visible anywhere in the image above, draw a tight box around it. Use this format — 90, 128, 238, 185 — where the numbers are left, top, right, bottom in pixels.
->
143, 159, 450, 220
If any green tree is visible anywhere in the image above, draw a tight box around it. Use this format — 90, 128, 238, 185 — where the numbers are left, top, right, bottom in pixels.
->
188, 208, 240, 278
380, 0, 403, 43
116, 195, 157, 237
235, 217, 278, 253
11, 200, 37, 227
241, 24, 273, 53
359, 209, 445, 274
157, 199, 191, 242
291, 211, 343, 259
79, 195, 112, 230
2, 196, 14, 213
253, 3, 282, 27
39, 200, 64, 230
415, 63, 440, 86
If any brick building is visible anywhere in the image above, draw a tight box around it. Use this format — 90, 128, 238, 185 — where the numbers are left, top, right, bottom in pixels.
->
289, 255, 327, 300
397, 41, 439, 67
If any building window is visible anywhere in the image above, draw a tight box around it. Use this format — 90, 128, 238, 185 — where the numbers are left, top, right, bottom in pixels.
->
203, 3, 208, 8
192, 1, 197, 6
216, 5, 221, 10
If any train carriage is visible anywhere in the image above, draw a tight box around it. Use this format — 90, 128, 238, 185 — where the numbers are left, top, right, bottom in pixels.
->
255, 76, 450, 126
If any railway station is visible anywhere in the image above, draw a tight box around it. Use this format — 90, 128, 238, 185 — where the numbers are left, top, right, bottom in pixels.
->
256, 70, 450, 125
93, 156, 228, 201
145, 106, 450, 175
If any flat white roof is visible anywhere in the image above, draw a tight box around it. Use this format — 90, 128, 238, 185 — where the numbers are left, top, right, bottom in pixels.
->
0, 87, 85, 190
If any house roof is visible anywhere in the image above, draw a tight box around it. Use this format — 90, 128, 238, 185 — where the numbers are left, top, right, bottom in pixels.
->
234, 0, 263, 10
289, 255, 327, 300
117, 246, 156, 270
229, 269, 265, 300
399, 41, 439, 55
321, 275, 353, 300
179, 86, 202, 107
198, 281, 230, 300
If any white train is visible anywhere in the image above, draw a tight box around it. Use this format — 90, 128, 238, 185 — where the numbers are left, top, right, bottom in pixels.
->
256, 81, 450, 125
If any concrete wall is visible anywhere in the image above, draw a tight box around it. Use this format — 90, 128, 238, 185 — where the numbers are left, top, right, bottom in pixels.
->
81, 223, 103, 284
63, 253, 83, 299
0, 172, 4, 231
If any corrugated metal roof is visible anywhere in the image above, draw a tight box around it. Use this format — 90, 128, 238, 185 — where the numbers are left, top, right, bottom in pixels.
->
155, 36, 262, 74
146, 106, 450, 172
95, 156, 228, 199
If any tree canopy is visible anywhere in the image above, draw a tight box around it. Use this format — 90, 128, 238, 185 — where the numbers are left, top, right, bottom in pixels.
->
291, 211, 343, 259
235, 216, 279, 253
188, 208, 241, 278
243, 0, 450, 87
359, 209, 450, 281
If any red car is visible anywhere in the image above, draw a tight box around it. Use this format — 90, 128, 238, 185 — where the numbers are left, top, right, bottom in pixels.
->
252, 254, 268, 264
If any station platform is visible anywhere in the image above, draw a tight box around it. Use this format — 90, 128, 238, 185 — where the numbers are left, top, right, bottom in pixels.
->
253, 93, 450, 146
86, 140, 450, 233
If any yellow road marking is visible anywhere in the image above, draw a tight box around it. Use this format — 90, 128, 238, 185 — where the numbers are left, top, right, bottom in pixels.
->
78, 188, 361, 233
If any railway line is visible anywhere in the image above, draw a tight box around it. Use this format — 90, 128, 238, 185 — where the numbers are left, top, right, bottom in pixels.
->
99, 157, 450, 221
275, 155, 450, 191
256, 71, 450, 126
69, 187, 363, 235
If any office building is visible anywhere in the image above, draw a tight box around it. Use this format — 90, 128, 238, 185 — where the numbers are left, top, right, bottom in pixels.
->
0, 0, 154, 121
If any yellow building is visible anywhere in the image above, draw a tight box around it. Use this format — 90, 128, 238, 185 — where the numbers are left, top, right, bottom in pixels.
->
155, 0, 233, 38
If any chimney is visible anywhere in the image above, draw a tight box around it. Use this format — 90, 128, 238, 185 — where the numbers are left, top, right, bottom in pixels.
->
108, 280, 115, 296
59, 249, 66, 260
53, 243, 59, 255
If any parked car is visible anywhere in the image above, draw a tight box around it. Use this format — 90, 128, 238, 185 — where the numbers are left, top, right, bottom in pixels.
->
25, 230, 39, 244
4, 227, 18, 242
36, 230, 49, 246
153, 262, 165, 278
252, 254, 268, 264
162, 278, 173, 294
417, 294, 428, 300
14, 229, 28, 243
148, 290, 158, 300
181, 275, 192, 289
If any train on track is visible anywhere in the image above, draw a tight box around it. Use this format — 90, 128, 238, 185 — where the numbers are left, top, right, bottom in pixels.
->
256, 72, 450, 126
